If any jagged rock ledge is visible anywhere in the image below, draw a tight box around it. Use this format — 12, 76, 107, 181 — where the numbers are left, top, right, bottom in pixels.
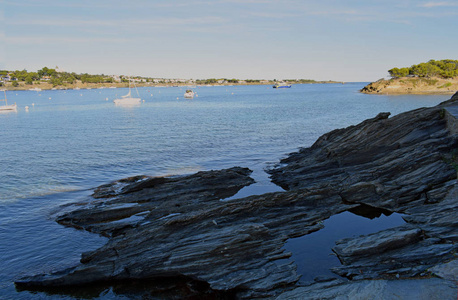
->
15, 94, 458, 299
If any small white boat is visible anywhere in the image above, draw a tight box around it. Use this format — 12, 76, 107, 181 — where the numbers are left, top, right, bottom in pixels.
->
0, 90, 17, 111
184, 89, 194, 99
114, 77, 141, 106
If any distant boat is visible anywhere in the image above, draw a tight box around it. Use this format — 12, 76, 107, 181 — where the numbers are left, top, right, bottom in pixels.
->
114, 77, 141, 106
184, 89, 195, 99
0, 90, 17, 112
273, 83, 292, 88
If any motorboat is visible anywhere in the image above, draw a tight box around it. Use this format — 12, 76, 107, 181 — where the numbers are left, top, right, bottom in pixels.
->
184, 89, 194, 99
273, 82, 292, 88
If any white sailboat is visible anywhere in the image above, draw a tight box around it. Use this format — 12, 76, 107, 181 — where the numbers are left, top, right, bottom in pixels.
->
113, 77, 141, 106
0, 90, 17, 112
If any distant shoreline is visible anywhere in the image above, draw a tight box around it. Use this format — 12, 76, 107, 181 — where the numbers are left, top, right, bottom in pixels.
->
2, 80, 343, 91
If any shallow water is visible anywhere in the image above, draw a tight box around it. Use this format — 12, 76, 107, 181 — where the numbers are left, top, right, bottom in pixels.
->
0, 83, 448, 298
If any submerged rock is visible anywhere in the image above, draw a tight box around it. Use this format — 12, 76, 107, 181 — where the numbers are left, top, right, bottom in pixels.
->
16, 96, 458, 298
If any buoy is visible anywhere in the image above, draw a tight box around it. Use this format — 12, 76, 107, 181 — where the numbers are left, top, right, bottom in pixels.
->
49, 97, 51, 100
105, 97, 108, 101
32, 103, 35, 106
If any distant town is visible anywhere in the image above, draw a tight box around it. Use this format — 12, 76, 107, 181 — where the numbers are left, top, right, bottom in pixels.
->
0, 66, 341, 90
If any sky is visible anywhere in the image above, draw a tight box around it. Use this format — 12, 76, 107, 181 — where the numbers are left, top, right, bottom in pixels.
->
2, 0, 458, 82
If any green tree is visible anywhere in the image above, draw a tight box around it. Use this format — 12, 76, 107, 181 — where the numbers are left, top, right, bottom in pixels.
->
388, 67, 409, 78
388, 59, 458, 79
25, 75, 33, 85
28, 72, 39, 80
12, 69, 28, 81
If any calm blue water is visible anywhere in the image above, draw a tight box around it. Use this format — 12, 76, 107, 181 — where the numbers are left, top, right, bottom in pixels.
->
0, 83, 448, 298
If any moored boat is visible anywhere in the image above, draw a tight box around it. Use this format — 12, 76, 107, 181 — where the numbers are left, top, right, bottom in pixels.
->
184, 89, 194, 99
273, 82, 292, 88
113, 77, 141, 106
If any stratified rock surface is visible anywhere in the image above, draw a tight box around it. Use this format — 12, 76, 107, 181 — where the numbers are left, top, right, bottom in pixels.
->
16, 167, 356, 298
16, 95, 458, 299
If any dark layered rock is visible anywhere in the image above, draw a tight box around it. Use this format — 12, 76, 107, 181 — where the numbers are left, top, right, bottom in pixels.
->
270, 97, 458, 297
16, 97, 458, 299
16, 167, 357, 298
268, 106, 457, 213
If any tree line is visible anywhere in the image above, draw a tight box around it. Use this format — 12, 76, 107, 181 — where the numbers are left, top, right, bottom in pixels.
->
1, 67, 117, 86
388, 59, 458, 78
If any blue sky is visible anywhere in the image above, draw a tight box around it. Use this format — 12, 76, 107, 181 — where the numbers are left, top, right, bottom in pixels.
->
2, 0, 458, 81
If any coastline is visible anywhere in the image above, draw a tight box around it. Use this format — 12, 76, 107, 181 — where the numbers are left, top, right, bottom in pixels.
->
1, 80, 343, 91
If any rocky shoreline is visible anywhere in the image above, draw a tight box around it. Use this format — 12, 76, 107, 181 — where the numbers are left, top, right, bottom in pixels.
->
15, 94, 458, 299
361, 77, 458, 95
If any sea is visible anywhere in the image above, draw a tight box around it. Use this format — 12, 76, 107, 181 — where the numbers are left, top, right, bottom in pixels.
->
0, 83, 449, 299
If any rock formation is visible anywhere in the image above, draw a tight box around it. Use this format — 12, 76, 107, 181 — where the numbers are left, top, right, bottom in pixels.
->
16, 95, 458, 299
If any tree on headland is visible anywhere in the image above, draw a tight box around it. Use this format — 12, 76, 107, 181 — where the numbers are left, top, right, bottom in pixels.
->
388, 59, 458, 79
388, 67, 409, 78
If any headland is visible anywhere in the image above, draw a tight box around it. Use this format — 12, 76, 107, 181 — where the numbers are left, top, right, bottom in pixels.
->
361, 59, 458, 95
361, 76, 458, 95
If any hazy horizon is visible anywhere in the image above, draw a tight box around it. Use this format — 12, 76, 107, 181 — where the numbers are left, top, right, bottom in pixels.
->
3, 0, 458, 82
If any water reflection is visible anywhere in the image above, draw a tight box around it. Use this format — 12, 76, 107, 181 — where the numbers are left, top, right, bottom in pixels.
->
284, 207, 405, 283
